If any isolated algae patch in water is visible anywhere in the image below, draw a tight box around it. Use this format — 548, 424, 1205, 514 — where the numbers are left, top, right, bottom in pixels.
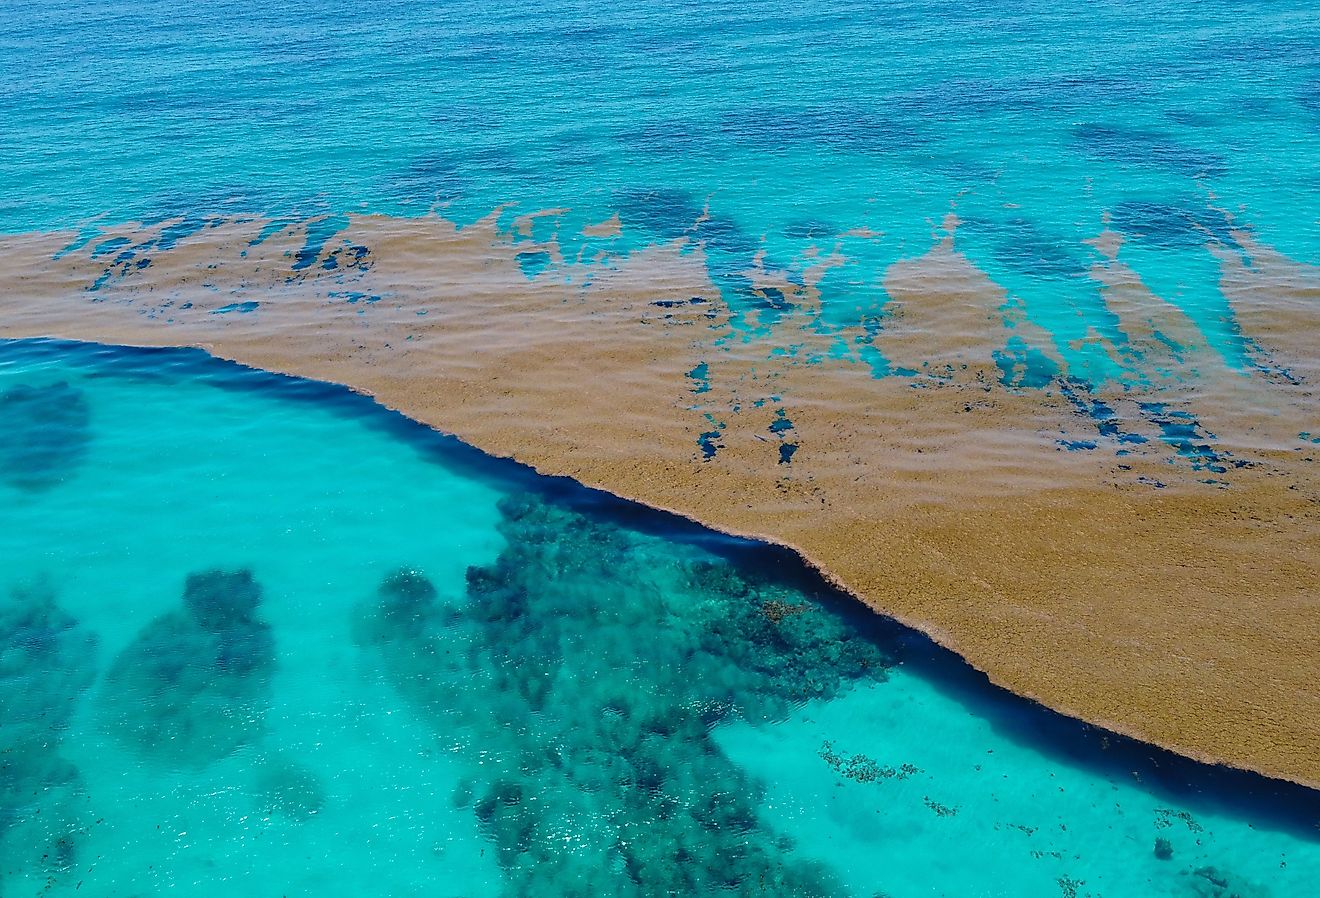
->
356, 493, 891, 897
101, 569, 275, 765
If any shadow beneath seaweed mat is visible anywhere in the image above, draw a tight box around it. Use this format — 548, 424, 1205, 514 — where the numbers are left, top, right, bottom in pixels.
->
354, 493, 883, 897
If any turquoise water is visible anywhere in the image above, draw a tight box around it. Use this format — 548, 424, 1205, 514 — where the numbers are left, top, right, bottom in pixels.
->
3, 1, 1318, 379
1, 338, 1316, 896
3, 3, 1319, 893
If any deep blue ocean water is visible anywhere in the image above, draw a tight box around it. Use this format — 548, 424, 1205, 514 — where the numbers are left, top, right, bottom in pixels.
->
2, 1, 1319, 894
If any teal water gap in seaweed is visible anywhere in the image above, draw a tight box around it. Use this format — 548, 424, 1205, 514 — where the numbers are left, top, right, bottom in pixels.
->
0, 338, 1317, 897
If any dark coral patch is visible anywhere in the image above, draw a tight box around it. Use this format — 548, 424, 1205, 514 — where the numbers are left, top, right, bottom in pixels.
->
370, 567, 442, 641
0, 381, 92, 492
0, 583, 97, 880
1057, 378, 1149, 448
253, 754, 326, 820
694, 212, 758, 256
355, 494, 892, 897
987, 216, 1090, 279
617, 187, 704, 240
621, 119, 714, 159
1110, 201, 1235, 249
383, 150, 466, 206
1073, 124, 1226, 178
720, 103, 923, 155
1, 582, 97, 741
102, 568, 275, 765
1181, 865, 1267, 898
184, 568, 262, 632
783, 220, 836, 241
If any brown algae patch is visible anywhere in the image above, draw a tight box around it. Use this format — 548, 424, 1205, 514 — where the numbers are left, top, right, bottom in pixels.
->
0, 209, 1316, 786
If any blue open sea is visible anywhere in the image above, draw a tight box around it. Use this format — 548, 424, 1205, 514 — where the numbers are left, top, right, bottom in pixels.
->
2, 1, 1318, 895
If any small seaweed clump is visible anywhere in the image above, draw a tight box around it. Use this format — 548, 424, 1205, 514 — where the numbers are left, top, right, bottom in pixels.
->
356, 493, 895, 897
102, 569, 275, 765
0, 381, 92, 491
820, 741, 920, 784
0, 583, 97, 883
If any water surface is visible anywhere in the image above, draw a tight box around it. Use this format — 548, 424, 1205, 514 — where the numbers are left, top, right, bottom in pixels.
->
1, 339, 1316, 897
4, 0, 1319, 371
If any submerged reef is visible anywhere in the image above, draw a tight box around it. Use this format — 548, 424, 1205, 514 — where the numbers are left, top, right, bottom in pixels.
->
1, 582, 97, 742
252, 752, 327, 820
0, 583, 97, 883
356, 494, 892, 897
0, 381, 91, 491
102, 569, 275, 765
1181, 865, 1268, 898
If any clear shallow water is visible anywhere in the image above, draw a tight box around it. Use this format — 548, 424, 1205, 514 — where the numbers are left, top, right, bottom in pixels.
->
1, 339, 1317, 897
3, 0, 1318, 381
